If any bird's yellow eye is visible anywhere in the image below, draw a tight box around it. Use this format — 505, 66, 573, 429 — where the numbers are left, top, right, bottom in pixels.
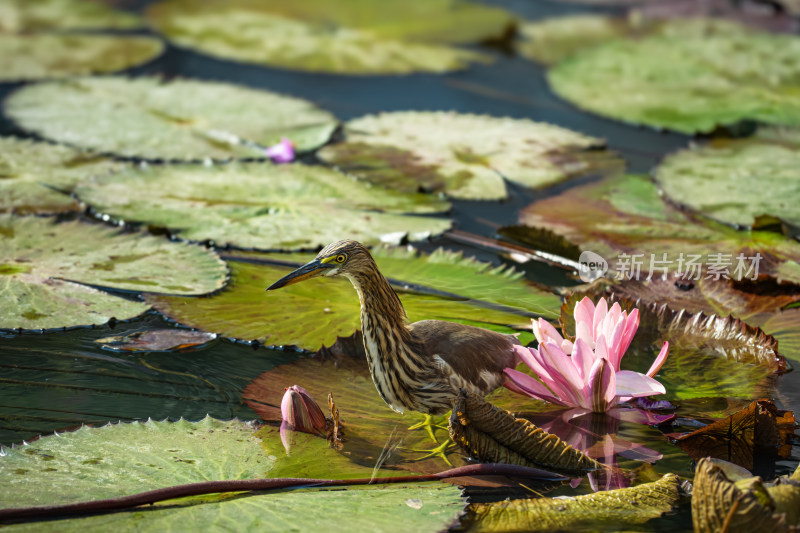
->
335, 254, 347, 264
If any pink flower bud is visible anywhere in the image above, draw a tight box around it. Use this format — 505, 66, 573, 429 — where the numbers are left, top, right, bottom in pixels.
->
265, 138, 295, 163
280, 385, 326, 454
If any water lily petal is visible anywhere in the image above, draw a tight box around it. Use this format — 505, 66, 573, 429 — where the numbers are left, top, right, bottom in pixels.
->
606, 316, 627, 372
503, 368, 568, 406
587, 357, 616, 412
646, 341, 670, 378
614, 370, 666, 398
513, 345, 551, 382
619, 307, 640, 359
541, 341, 587, 406
609, 406, 674, 425
532, 317, 565, 347
571, 336, 595, 382
561, 338, 574, 354
281, 384, 326, 435
613, 438, 663, 463
264, 137, 295, 163
592, 298, 609, 340
574, 296, 595, 333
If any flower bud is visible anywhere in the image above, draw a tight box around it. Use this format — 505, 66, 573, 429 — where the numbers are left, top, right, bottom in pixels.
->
280, 385, 327, 454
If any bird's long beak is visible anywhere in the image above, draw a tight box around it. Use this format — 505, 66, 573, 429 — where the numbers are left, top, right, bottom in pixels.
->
266, 259, 331, 290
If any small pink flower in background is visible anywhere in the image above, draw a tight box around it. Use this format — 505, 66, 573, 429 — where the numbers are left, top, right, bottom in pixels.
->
504, 297, 670, 415
265, 138, 295, 163
280, 385, 326, 454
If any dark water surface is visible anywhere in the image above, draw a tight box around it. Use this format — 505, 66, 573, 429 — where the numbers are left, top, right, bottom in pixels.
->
0, 1, 798, 528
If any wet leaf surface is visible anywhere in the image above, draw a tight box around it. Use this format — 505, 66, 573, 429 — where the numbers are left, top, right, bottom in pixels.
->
318, 111, 622, 200
548, 19, 800, 133
148, 247, 561, 350
0, 417, 466, 532
95, 329, 218, 353
5, 77, 337, 160
146, 0, 512, 74
0, 0, 144, 32
449, 391, 601, 476
0, 136, 123, 214
0, 215, 226, 330
674, 400, 796, 475
510, 173, 800, 286
75, 162, 451, 250
655, 136, 800, 239
692, 457, 800, 533
468, 473, 679, 532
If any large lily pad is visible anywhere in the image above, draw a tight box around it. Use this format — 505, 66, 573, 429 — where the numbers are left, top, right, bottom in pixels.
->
655, 138, 800, 239
147, 247, 562, 350
468, 473, 680, 532
4, 77, 338, 160
0, 0, 162, 82
548, 19, 800, 133
0, 417, 466, 532
317, 112, 620, 200
0, 136, 123, 214
0, 215, 226, 330
510, 173, 800, 286
75, 162, 451, 250
146, 0, 513, 75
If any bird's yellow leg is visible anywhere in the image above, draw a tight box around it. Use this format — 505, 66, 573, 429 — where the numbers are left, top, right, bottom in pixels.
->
407, 413, 449, 443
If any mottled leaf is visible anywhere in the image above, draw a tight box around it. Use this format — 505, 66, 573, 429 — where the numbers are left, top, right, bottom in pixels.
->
0, 136, 123, 214
95, 329, 217, 352
469, 473, 679, 532
0, 417, 466, 532
0, 215, 226, 330
75, 162, 451, 250
318, 111, 621, 200
0, 0, 143, 32
548, 19, 800, 133
449, 391, 601, 477
675, 400, 795, 474
5, 77, 337, 160
146, 0, 513, 74
147, 247, 561, 350
655, 138, 800, 239
692, 457, 800, 533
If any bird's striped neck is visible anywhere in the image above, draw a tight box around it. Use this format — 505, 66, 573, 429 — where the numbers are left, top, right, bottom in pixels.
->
343, 262, 434, 414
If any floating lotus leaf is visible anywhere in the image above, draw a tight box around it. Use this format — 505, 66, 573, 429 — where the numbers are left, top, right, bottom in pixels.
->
0, 417, 466, 532
75, 162, 451, 250
148, 247, 561, 350
692, 457, 800, 533
95, 329, 218, 352
548, 19, 800, 133
0, 0, 161, 82
318, 111, 621, 200
146, 0, 513, 75
0, 0, 143, 32
449, 391, 601, 476
0, 136, 123, 214
5, 77, 337, 160
675, 400, 795, 473
559, 293, 785, 401
655, 138, 800, 239
468, 473, 679, 532
0, 215, 226, 330
510, 174, 800, 285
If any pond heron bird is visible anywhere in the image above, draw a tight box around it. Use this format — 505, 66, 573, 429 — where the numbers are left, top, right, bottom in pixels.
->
267, 240, 520, 422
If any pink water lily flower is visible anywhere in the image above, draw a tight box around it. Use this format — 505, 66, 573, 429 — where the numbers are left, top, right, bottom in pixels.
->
280, 385, 326, 454
265, 137, 295, 163
504, 297, 669, 414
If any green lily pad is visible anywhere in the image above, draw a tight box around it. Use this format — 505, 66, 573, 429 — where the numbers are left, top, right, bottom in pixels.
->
0, 0, 143, 32
147, 247, 562, 350
548, 19, 800, 133
146, 0, 513, 75
318, 111, 621, 200
655, 139, 800, 239
0, 0, 162, 82
75, 162, 451, 250
510, 174, 800, 286
0, 215, 227, 330
4, 77, 338, 160
0, 417, 466, 532
468, 473, 679, 532
0, 136, 123, 214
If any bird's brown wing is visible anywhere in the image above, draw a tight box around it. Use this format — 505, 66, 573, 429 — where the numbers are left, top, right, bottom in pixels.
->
407, 319, 521, 392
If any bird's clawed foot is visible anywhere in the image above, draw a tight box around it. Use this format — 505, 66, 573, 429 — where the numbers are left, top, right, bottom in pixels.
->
402, 438, 457, 467
407, 413, 449, 443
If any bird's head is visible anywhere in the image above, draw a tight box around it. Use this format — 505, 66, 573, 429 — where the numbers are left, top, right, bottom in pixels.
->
266, 240, 372, 290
